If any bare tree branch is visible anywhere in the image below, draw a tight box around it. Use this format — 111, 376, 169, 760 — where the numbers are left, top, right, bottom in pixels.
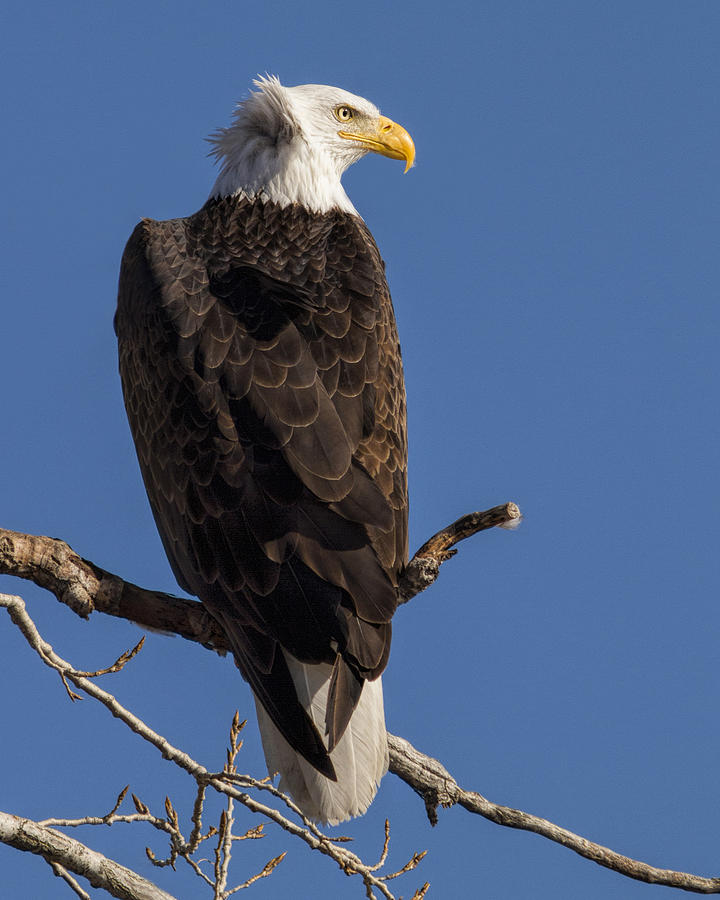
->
5, 510, 720, 895
0, 811, 178, 900
387, 735, 720, 894
398, 502, 521, 602
0, 527, 229, 653
0, 591, 426, 900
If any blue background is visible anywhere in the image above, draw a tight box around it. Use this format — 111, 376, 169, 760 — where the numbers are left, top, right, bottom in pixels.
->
2, 1, 719, 897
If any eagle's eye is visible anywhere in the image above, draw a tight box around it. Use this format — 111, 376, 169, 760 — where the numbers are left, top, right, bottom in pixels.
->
334, 105, 354, 123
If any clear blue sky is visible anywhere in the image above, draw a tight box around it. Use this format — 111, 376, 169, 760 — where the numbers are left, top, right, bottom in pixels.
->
2, 1, 720, 897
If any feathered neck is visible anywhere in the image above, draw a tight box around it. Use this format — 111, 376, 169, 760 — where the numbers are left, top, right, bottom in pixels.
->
208, 77, 358, 215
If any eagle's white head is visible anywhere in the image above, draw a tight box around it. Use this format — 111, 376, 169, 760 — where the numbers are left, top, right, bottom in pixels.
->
208, 76, 415, 215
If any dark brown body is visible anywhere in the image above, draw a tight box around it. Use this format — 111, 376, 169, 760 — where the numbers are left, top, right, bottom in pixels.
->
115, 196, 407, 776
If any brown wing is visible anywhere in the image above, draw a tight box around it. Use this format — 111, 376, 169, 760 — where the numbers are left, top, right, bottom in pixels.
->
115, 197, 407, 774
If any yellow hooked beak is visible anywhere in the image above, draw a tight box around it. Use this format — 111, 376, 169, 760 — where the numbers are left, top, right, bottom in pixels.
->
338, 115, 415, 173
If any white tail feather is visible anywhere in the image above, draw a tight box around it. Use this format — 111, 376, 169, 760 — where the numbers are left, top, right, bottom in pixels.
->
254, 652, 388, 825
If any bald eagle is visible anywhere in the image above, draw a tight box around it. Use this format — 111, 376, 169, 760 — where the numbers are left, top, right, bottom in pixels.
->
115, 77, 414, 824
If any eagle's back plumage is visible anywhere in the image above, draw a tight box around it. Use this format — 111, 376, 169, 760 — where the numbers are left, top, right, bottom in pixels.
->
116, 195, 407, 821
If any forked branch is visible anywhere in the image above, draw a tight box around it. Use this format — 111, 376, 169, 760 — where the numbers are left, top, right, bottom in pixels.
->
0, 503, 522, 647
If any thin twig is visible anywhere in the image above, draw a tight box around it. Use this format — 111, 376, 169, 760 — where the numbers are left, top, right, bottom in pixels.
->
50, 862, 92, 900
69, 638, 146, 678
187, 780, 216, 853
225, 852, 286, 894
